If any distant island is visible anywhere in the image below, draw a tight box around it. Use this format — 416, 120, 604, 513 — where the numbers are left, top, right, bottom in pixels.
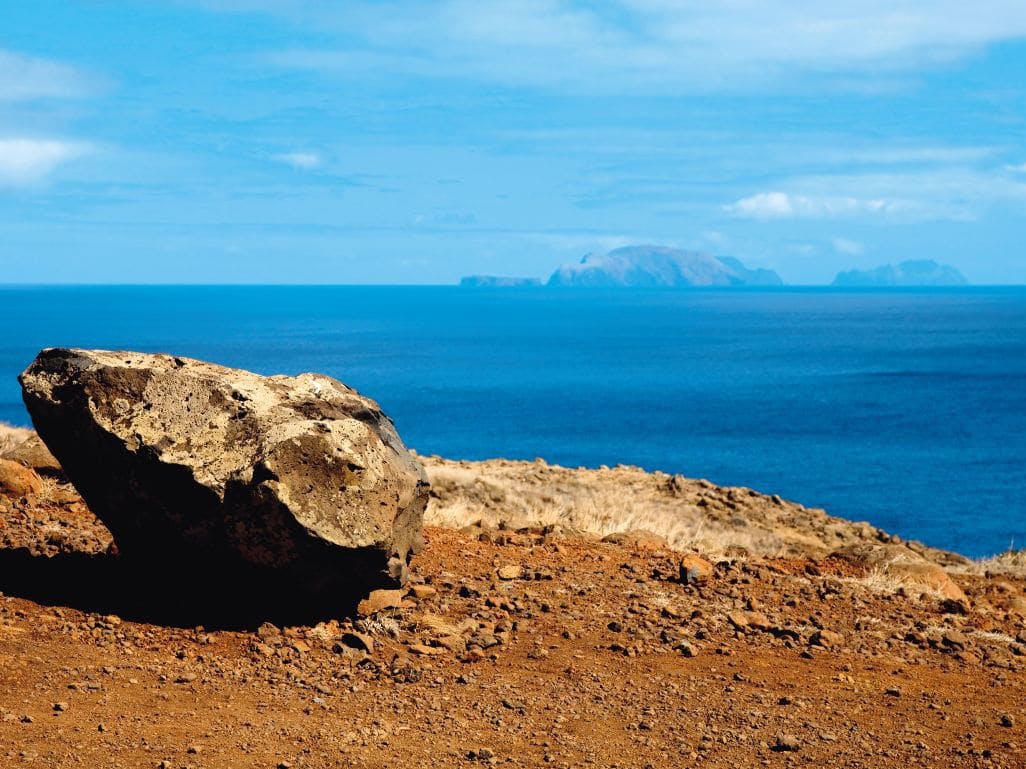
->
459, 275, 543, 288
548, 246, 783, 287
459, 248, 974, 289
832, 259, 968, 287
460, 245, 782, 288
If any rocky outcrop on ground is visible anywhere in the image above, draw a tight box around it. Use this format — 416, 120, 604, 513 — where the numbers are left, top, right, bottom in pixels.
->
420, 454, 969, 596
18, 349, 429, 601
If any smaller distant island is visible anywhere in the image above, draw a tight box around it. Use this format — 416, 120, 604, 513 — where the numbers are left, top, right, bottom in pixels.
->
459, 275, 542, 288
832, 259, 968, 287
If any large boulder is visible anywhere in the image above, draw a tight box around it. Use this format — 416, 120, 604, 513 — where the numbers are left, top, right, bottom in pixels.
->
19, 348, 428, 604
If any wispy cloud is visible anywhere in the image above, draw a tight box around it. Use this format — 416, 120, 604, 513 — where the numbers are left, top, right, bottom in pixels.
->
0, 49, 96, 101
832, 238, 865, 255
0, 138, 90, 185
273, 151, 322, 169
226, 1, 1026, 92
725, 191, 896, 220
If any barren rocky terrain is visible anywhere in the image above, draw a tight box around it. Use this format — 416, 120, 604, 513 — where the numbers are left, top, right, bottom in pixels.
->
2, 427, 1025, 768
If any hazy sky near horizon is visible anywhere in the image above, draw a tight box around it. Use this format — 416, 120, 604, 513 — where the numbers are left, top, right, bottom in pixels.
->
3, 1, 1026, 284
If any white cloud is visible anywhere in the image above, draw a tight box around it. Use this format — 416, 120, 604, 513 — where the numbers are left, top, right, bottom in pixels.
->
273, 151, 322, 169
832, 238, 864, 255
1007, 162, 1026, 173
725, 191, 894, 220
724, 165, 1026, 222
0, 138, 90, 185
0, 49, 95, 101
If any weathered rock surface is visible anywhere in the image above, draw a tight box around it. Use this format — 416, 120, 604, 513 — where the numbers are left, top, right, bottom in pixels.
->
831, 543, 967, 601
0, 458, 43, 497
679, 553, 713, 585
19, 348, 428, 601
0, 434, 62, 475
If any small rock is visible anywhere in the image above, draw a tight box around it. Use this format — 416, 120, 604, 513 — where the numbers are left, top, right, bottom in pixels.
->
1000, 714, 1014, 728
357, 588, 405, 616
408, 643, 444, 656
941, 629, 969, 651
52, 702, 68, 712
810, 629, 843, 648
676, 641, 698, 658
0, 459, 43, 497
727, 610, 772, 632
600, 530, 668, 548
726, 611, 749, 630
774, 734, 800, 752
679, 554, 713, 585
409, 584, 437, 600
256, 622, 281, 641
467, 747, 497, 762
338, 631, 374, 653
252, 642, 274, 657
496, 565, 522, 581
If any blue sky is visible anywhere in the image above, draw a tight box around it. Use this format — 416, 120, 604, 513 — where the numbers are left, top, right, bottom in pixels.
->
2, 1, 1026, 284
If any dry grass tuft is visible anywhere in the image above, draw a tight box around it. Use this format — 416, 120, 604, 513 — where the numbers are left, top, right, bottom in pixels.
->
421, 455, 895, 560
0, 422, 32, 455
968, 549, 1026, 577
839, 569, 947, 601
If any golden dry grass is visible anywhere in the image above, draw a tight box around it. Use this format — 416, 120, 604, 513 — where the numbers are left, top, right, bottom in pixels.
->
968, 549, 1026, 575
0, 422, 32, 455
420, 454, 887, 560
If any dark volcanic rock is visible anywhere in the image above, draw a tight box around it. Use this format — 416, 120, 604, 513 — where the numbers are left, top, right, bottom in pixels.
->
19, 348, 428, 603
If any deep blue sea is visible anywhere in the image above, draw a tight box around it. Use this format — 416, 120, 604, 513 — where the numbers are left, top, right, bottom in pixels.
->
2, 286, 1024, 558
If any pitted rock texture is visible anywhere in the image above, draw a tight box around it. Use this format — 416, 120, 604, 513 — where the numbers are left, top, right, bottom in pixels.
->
19, 348, 428, 597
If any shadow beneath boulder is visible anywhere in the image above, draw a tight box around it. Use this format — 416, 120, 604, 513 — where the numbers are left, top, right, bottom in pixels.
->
0, 548, 370, 630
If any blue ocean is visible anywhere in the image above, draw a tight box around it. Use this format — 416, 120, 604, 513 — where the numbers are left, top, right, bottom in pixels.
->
2, 286, 1024, 558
